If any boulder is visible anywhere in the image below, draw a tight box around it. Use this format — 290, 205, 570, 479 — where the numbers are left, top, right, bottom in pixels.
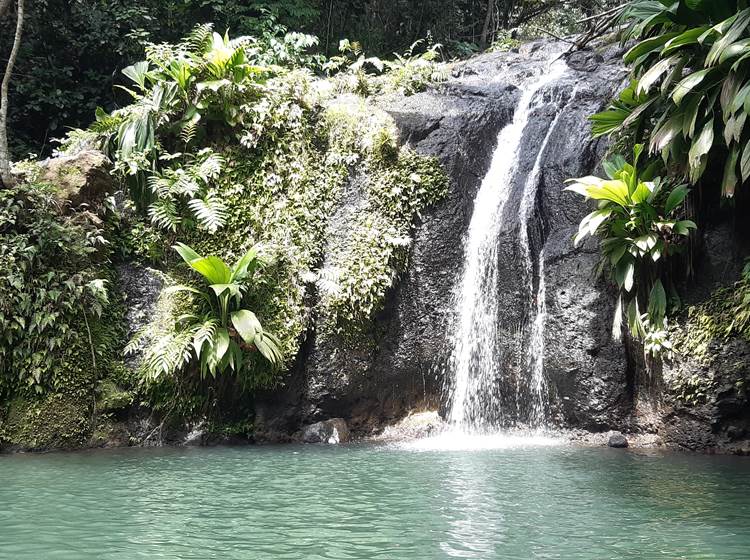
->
608, 432, 629, 448
39, 150, 113, 206
301, 418, 350, 444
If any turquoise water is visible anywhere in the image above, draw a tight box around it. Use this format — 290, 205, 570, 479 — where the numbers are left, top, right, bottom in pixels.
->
1, 441, 749, 559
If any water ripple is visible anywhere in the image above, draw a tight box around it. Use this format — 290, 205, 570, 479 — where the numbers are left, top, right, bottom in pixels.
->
1, 445, 749, 559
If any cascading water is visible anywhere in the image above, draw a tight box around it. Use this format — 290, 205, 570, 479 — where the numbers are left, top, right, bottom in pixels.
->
446, 54, 568, 433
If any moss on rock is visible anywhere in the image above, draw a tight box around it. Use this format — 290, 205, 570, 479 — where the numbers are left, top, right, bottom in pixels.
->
0, 394, 91, 451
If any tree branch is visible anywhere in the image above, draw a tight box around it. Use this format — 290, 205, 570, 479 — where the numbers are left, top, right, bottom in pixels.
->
0, 0, 24, 188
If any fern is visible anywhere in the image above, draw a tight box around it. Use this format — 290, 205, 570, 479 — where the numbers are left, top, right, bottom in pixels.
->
185, 23, 214, 53
192, 317, 218, 354
142, 330, 194, 380
180, 120, 199, 146
148, 199, 182, 231
187, 195, 227, 233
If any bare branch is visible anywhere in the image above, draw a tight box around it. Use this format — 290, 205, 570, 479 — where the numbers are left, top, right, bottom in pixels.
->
0, 0, 24, 188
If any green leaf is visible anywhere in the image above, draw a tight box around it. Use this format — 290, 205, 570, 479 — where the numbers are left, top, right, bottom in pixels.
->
636, 55, 682, 95
209, 283, 241, 299
662, 26, 711, 55
671, 69, 711, 105
665, 185, 690, 214
688, 119, 714, 182
626, 33, 681, 63
674, 220, 698, 235
615, 258, 635, 292
705, 9, 750, 67
634, 233, 658, 252
230, 244, 264, 282
230, 309, 262, 344
648, 280, 667, 321
173, 242, 202, 264
214, 328, 230, 362
122, 61, 150, 90
187, 256, 232, 285
722, 146, 740, 197
740, 142, 750, 181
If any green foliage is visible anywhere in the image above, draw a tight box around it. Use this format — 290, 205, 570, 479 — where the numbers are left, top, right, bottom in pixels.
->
384, 39, 449, 96
489, 32, 521, 53
668, 264, 750, 404
131, 243, 282, 381
323, 37, 448, 98
0, 394, 91, 450
594, 0, 750, 197
320, 149, 448, 330
566, 145, 696, 355
674, 262, 750, 361
0, 182, 113, 393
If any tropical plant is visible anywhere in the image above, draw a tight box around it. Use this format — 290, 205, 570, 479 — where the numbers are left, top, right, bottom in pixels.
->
384, 39, 448, 96
97, 25, 276, 225
593, 0, 750, 197
323, 39, 385, 96
133, 242, 283, 380
566, 145, 697, 355
0, 181, 114, 393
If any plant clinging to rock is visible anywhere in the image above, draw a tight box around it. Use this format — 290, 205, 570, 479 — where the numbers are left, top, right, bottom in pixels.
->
132, 242, 282, 380
566, 145, 696, 355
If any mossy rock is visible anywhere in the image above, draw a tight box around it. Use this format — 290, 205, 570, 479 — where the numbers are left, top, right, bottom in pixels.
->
96, 380, 134, 412
0, 394, 91, 451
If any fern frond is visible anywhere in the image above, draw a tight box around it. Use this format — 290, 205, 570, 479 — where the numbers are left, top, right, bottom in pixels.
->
188, 195, 227, 233
148, 199, 182, 231
197, 154, 223, 181
185, 23, 214, 53
192, 318, 218, 355
180, 120, 199, 145
142, 330, 194, 381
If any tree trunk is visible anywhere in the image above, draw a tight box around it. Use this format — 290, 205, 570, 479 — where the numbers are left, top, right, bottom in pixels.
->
0, 0, 24, 188
479, 0, 495, 50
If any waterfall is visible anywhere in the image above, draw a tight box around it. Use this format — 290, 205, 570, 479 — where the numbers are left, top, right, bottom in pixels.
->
447, 55, 567, 433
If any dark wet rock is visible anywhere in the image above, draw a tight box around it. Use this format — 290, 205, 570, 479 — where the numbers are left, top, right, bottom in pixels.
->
658, 337, 750, 453
608, 432, 629, 448
39, 150, 113, 206
301, 418, 350, 444
117, 263, 166, 369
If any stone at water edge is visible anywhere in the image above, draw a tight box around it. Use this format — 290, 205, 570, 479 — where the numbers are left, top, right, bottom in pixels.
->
608, 432, 629, 448
301, 419, 350, 444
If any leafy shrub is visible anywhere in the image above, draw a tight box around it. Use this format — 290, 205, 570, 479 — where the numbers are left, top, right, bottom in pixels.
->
131, 243, 282, 380
0, 182, 113, 393
594, 0, 750, 197
384, 39, 449, 96
566, 145, 696, 355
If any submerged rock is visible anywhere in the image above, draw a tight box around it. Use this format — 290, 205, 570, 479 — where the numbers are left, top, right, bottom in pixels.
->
301, 418, 350, 444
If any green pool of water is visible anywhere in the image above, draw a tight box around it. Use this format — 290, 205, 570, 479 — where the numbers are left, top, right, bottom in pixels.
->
1, 441, 749, 559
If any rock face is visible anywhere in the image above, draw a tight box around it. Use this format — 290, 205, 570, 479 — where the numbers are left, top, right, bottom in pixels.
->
117, 263, 167, 369
39, 150, 113, 206
254, 41, 750, 452
255, 41, 635, 440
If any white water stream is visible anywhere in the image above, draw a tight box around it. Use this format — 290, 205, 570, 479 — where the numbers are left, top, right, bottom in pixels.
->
446, 55, 568, 434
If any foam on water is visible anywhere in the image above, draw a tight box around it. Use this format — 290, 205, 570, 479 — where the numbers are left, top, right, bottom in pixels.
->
398, 429, 563, 452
